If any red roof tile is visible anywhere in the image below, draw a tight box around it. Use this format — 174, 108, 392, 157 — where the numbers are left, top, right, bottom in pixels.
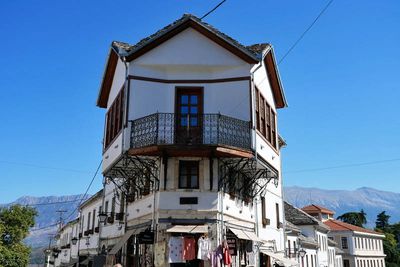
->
302, 204, 335, 215
324, 219, 383, 235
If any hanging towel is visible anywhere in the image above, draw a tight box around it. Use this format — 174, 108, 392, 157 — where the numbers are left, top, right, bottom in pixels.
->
168, 236, 185, 263
183, 236, 196, 260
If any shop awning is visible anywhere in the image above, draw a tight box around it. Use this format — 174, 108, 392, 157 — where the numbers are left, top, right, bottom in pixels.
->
228, 228, 263, 243
166, 225, 208, 233
260, 250, 299, 267
109, 226, 147, 255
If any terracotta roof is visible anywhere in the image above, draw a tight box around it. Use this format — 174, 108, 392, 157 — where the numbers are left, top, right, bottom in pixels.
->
324, 219, 384, 235
302, 204, 335, 215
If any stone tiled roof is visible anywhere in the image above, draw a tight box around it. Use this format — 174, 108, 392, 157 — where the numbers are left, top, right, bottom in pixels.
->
284, 202, 330, 232
299, 234, 318, 247
111, 14, 264, 61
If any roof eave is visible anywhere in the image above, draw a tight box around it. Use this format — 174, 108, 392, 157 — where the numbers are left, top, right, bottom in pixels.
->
96, 48, 119, 109
124, 16, 259, 64
262, 46, 288, 109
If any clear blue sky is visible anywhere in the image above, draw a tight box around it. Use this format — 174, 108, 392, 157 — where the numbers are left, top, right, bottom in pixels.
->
0, 0, 399, 203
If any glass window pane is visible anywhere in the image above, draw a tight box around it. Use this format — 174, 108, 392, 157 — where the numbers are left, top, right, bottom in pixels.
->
190, 107, 198, 114
190, 117, 198, 126
181, 106, 188, 114
181, 117, 187, 126
190, 95, 198, 104
180, 175, 187, 188
191, 175, 198, 188
181, 95, 188, 104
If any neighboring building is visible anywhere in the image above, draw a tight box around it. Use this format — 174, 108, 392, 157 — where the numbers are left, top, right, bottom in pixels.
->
96, 13, 290, 267
324, 220, 385, 267
284, 201, 338, 267
54, 218, 79, 267
301, 205, 386, 267
78, 189, 103, 266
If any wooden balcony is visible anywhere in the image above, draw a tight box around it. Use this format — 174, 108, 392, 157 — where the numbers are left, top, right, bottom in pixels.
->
129, 113, 252, 158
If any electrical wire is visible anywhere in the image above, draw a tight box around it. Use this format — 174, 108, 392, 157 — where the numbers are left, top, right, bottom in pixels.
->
278, 0, 334, 64
284, 158, 400, 174
30, 223, 59, 232
0, 160, 91, 174
64, 160, 103, 221
201, 0, 227, 20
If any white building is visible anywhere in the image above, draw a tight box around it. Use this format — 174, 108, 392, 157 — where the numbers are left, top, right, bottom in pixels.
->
284, 202, 343, 267
301, 205, 386, 267
78, 190, 103, 266
96, 13, 291, 267
54, 218, 79, 267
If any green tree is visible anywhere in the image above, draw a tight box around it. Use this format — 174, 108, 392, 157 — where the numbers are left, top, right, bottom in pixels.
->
0, 205, 37, 267
376, 211, 390, 231
337, 209, 367, 227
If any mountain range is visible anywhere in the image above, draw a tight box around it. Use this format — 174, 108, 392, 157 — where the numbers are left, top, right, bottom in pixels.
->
1, 186, 399, 263
284, 186, 400, 227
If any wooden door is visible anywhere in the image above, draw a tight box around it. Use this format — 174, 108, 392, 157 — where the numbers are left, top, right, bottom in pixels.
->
175, 88, 203, 144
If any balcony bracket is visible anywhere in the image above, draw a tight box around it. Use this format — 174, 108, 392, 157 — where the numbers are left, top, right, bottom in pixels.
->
104, 153, 160, 202
218, 157, 279, 199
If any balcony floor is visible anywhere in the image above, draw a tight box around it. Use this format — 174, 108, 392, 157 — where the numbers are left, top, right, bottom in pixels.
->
128, 144, 253, 158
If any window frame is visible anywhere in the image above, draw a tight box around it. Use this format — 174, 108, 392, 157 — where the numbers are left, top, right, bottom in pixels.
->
254, 87, 278, 150
104, 87, 124, 150
178, 161, 199, 189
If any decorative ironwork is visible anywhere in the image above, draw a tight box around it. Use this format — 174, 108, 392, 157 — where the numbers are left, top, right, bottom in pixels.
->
130, 113, 251, 150
218, 157, 279, 200
104, 154, 160, 202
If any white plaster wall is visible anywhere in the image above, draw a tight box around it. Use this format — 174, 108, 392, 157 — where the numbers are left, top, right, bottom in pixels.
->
133, 28, 249, 67
79, 194, 102, 251
257, 190, 285, 252
100, 182, 125, 240
107, 58, 126, 108
128, 80, 250, 121
103, 133, 123, 172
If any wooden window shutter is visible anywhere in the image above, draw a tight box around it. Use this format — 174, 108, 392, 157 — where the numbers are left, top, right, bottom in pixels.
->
265, 102, 271, 142
255, 88, 260, 131
260, 95, 266, 136
271, 110, 277, 148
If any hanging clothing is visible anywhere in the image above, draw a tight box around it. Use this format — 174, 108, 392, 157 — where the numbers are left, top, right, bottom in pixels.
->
246, 252, 255, 266
168, 236, 185, 263
223, 241, 232, 267
183, 236, 196, 260
210, 247, 223, 267
154, 241, 166, 267
197, 236, 211, 260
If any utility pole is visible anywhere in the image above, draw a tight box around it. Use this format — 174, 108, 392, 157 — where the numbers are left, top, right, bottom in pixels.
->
56, 209, 67, 229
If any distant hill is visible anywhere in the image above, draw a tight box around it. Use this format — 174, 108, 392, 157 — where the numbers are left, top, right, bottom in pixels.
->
2, 187, 399, 263
1, 194, 89, 248
284, 186, 400, 227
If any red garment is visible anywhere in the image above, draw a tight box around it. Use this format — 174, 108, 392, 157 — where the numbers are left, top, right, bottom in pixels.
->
223, 245, 232, 266
183, 236, 196, 260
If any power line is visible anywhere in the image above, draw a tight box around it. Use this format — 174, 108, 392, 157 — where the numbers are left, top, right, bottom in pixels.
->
25, 198, 83, 207
0, 160, 91, 174
65, 160, 103, 221
278, 0, 334, 64
201, 0, 227, 20
284, 158, 400, 174
30, 223, 59, 232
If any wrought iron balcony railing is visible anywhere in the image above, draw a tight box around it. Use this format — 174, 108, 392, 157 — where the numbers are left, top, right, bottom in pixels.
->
130, 113, 251, 151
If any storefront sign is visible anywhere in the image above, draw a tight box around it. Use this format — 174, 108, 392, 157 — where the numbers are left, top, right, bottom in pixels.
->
226, 237, 237, 256
138, 230, 154, 244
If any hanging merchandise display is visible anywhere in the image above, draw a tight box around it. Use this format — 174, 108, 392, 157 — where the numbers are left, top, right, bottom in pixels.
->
223, 240, 232, 267
183, 236, 196, 260
168, 236, 185, 263
197, 235, 211, 260
154, 241, 166, 267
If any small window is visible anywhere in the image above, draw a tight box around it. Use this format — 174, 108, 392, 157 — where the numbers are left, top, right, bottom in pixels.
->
341, 237, 348, 249
179, 161, 199, 189
275, 203, 281, 228
87, 212, 91, 230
